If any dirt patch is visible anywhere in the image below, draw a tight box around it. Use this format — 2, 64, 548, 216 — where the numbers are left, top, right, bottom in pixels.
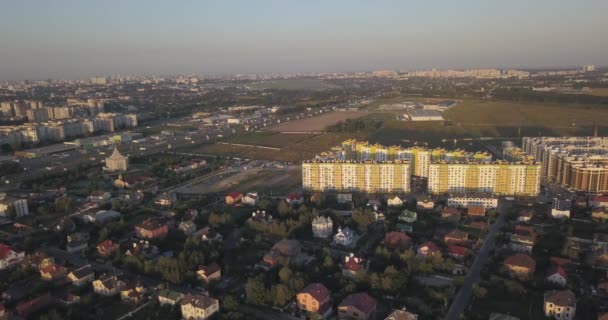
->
266, 111, 366, 132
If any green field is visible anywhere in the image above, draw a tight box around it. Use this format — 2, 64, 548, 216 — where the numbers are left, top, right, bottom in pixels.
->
247, 78, 339, 91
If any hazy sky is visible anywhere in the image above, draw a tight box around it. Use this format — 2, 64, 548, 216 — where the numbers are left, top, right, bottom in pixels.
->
1, 0, 607, 80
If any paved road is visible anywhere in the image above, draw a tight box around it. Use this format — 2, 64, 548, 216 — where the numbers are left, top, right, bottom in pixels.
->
445, 200, 511, 320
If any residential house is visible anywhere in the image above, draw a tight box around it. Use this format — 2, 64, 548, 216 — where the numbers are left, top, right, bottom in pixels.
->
417, 241, 442, 259
504, 253, 536, 280
82, 209, 121, 224
97, 239, 120, 257
467, 206, 486, 217
67, 265, 94, 287
399, 210, 417, 224
225, 192, 242, 205
242, 192, 259, 206
467, 221, 488, 231
184, 208, 199, 221
158, 289, 184, 306
334, 227, 357, 247
338, 292, 377, 320
196, 262, 221, 283
312, 216, 333, 238
24, 251, 52, 269
544, 289, 576, 320
384, 231, 411, 250
178, 221, 197, 236
125, 240, 159, 259
387, 196, 403, 207
518, 209, 534, 222
261, 239, 303, 268
248, 210, 272, 225
546, 264, 568, 287
417, 197, 435, 210
93, 275, 125, 296
198, 226, 223, 242
444, 229, 469, 245
180, 294, 220, 320
87, 191, 111, 203
135, 218, 169, 239
155, 192, 177, 207
39, 263, 68, 281
120, 280, 146, 304
442, 207, 461, 223
510, 225, 537, 253
590, 196, 608, 209
448, 245, 468, 260
286, 192, 304, 205
0, 243, 24, 270
342, 253, 367, 278
373, 210, 385, 221
385, 309, 419, 320
297, 283, 331, 318
593, 208, 608, 222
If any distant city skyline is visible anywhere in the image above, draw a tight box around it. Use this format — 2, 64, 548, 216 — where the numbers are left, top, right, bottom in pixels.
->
1, 0, 607, 81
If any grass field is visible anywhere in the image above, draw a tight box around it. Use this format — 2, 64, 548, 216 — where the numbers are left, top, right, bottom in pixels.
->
266, 111, 366, 132
247, 78, 339, 91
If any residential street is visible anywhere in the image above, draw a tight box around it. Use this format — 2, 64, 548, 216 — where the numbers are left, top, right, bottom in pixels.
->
445, 199, 511, 320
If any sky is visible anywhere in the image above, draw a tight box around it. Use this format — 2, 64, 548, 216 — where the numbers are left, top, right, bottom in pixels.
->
1, 0, 607, 80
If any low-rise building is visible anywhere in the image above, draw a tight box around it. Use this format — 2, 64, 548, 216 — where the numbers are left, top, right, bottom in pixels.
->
180, 294, 219, 320
196, 262, 221, 283
0, 243, 24, 270
510, 225, 537, 253
384, 231, 411, 250
334, 227, 357, 247
444, 230, 468, 245
546, 264, 568, 287
312, 216, 333, 238
416, 197, 434, 210
40, 263, 68, 281
67, 265, 94, 287
297, 283, 331, 318
97, 239, 120, 257
417, 241, 442, 259
441, 207, 461, 223
387, 196, 403, 207
338, 292, 377, 320
242, 192, 259, 206
158, 289, 184, 306
467, 206, 486, 217
135, 218, 169, 239
544, 290, 576, 320
504, 253, 536, 280
447, 195, 498, 209
342, 253, 367, 278
93, 275, 125, 296
225, 192, 242, 205
178, 221, 197, 236
551, 198, 571, 219
399, 210, 417, 224
518, 209, 534, 222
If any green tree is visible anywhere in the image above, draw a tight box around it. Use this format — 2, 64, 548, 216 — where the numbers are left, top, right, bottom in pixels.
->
279, 267, 293, 283
472, 284, 488, 299
277, 201, 291, 217
223, 295, 238, 311
245, 277, 267, 305
272, 283, 292, 306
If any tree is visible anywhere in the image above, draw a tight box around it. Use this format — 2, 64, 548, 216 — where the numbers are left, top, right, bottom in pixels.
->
322, 256, 335, 270
278, 267, 293, 283
472, 284, 488, 299
277, 201, 291, 217
272, 284, 292, 306
223, 295, 238, 312
156, 257, 183, 284
245, 277, 267, 305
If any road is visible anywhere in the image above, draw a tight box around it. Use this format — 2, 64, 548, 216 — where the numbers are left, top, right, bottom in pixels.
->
444, 199, 511, 320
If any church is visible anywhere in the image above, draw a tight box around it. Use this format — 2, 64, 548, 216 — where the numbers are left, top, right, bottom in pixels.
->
105, 146, 128, 172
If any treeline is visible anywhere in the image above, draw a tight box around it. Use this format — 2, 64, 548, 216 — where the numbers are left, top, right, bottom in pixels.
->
326, 118, 383, 132
493, 87, 608, 105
